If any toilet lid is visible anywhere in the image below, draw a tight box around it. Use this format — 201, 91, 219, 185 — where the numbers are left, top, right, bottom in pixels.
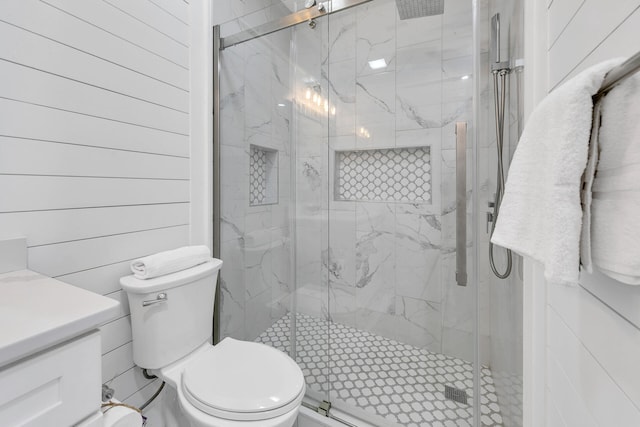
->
182, 338, 305, 421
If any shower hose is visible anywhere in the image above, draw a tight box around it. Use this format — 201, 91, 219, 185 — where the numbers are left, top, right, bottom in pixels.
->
489, 69, 513, 279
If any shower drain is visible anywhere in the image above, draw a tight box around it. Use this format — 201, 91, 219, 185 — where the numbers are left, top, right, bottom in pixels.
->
444, 385, 469, 405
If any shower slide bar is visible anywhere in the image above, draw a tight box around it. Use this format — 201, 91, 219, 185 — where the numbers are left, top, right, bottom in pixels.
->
220, 0, 373, 49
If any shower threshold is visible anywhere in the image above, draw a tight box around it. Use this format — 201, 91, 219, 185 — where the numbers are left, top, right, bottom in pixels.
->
257, 313, 503, 427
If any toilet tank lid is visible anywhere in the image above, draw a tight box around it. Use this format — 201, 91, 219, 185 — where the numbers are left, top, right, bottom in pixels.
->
120, 258, 222, 294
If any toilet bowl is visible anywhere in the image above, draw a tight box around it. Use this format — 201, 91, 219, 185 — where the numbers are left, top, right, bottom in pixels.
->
120, 259, 305, 427
160, 339, 304, 427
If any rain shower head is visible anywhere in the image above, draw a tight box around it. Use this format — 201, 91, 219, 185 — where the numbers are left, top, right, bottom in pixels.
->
395, 0, 444, 20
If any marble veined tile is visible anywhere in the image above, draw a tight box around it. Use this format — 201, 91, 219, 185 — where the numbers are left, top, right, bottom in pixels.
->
356, 72, 396, 147
396, 40, 443, 83
219, 268, 246, 340
356, 72, 396, 117
355, 0, 397, 76
395, 211, 443, 302
326, 209, 357, 288
296, 156, 325, 215
324, 8, 357, 65
395, 296, 442, 352
355, 202, 396, 316
396, 11, 442, 48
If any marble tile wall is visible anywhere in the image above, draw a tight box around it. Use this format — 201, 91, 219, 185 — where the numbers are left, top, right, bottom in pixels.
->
289, 0, 486, 363
218, 24, 294, 341
217, 0, 499, 368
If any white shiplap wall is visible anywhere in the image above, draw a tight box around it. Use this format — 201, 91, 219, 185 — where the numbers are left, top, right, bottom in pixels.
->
542, 1, 640, 426
0, 0, 190, 406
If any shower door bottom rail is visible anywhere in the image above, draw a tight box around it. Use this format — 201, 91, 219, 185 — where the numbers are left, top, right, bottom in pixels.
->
302, 400, 359, 427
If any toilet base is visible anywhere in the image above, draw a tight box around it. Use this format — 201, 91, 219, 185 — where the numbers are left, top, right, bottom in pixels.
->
152, 379, 299, 427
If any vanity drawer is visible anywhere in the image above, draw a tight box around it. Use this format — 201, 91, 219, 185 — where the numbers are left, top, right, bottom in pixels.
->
0, 331, 101, 427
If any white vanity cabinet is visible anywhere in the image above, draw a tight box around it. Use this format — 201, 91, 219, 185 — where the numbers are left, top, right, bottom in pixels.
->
0, 269, 120, 427
0, 332, 101, 426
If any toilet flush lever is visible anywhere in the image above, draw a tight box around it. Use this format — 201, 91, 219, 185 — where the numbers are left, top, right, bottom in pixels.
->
142, 292, 168, 307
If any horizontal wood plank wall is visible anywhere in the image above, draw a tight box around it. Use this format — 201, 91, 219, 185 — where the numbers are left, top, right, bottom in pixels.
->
0, 0, 190, 405
545, 1, 640, 425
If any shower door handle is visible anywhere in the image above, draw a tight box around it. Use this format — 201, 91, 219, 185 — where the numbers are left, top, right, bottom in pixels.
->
455, 122, 467, 286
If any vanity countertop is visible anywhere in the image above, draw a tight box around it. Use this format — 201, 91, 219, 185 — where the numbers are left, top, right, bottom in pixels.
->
0, 269, 120, 368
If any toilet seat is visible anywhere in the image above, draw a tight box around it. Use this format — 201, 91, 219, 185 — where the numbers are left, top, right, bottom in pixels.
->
181, 338, 305, 422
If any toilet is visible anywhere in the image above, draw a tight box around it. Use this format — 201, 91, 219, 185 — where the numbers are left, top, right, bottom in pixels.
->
120, 259, 305, 427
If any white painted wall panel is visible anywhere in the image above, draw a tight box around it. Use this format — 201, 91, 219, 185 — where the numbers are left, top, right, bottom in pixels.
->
547, 0, 640, 87
43, 0, 188, 67
106, 290, 131, 320
0, 99, 189, 157
0, 0, 190, 406
57, 261, 137, 296
0, 60, 188, 135
549, 284, 640, 409
105, 366, 154, 402
0, 176, 189, 212
100, 316, 133, 355
2, 0, 188, 90
0, 137, 189, 179
103, 0, 189, 46
29, 225, 190, 277
546, 354, 598, 427
102, 342, 134, 383
547, 0, 584, 48
125, 378, 163, 407
546, 399, 568, 427
580, 268, 640, 329
555, 7, 640, 87
0, 204, 188, 247
148, 0, 189, 24
0, 22, 188, 112
548, 307, 640, 425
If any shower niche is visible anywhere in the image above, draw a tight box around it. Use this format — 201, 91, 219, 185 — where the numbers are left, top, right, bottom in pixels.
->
334, 146, 433, 203
249, 144, 279, 206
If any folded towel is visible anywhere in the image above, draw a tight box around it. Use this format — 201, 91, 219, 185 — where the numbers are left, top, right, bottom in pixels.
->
130, 245, 212, 279
491, 59, 623, 286
584, 71, 640, 284
579, 97, 602, 274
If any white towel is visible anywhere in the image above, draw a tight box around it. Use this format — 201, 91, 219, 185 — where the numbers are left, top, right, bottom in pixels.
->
579, 98, 602, 274
583, 71, 640, 284
491, 59, 623, 286
130, 245, 212, 279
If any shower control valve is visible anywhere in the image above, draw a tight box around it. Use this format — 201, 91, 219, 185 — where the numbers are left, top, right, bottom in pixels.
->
486, 212, 494, 233
488, 193, 496, 208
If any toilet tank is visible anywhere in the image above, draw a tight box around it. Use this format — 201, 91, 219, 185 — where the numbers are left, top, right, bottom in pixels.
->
120, 259, 223, 369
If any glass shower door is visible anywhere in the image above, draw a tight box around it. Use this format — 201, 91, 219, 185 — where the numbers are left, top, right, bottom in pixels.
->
288, 11, 333, 408
323, 0, 482, 425
215, 0, 520, 424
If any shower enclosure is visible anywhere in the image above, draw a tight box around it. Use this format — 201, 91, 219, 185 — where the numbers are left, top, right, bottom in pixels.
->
214, 0, 523, 425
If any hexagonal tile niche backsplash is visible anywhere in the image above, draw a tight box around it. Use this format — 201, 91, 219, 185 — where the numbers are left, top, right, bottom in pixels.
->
336, 146, 432, 202
249, 145, 278, 206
